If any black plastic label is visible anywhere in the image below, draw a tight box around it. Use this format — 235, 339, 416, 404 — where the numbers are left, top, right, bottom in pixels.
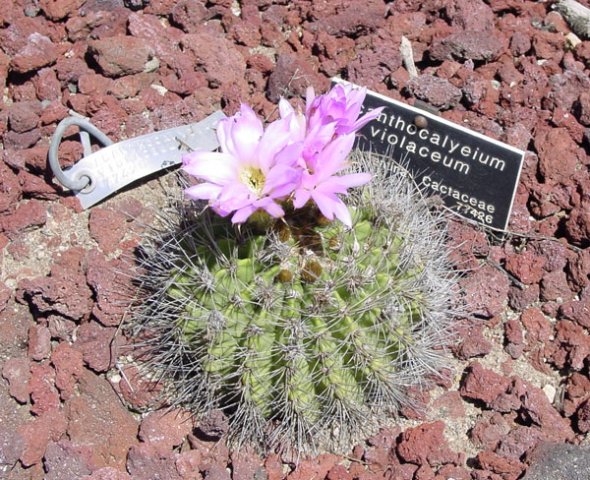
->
339, 80, 525, 230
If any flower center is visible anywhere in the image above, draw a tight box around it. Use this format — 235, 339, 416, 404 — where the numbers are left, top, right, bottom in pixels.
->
240, 166, 266, 196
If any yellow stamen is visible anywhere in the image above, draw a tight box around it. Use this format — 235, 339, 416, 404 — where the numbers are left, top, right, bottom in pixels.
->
240, 166, 265, 196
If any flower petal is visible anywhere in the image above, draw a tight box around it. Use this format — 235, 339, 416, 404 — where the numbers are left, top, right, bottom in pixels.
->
352, 106, 384, 132
293, 188, 311, 209
231, 205, 257, 224
182, 151, 238, 184
185, 182, 222, 200
229, 104, 264, 161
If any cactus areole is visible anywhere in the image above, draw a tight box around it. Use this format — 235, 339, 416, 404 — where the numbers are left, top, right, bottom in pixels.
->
129, 86, 460, 455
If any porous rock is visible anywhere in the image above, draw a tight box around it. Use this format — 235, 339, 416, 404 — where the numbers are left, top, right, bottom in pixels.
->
397, 421, 462, 467
430, 30, 506, 62
43, 440, 96, 480
10, 33, 58, 73
51, 342, 84, 400
65, 369, 139, 470
126, 443, 183, 480
2, 357, 32, 404
18, 410, 67, 467
89, 36, 157, 77
17, 266, 93, 321
406, 75, 463, 110
459, 264, 510, 319
138, 409, 194, 450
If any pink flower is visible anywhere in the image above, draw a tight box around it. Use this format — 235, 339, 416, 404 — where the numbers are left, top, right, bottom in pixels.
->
183, 84, 378, 227
293, 133, 371, 228
182, 103, 304, 223
302, 83, 383, 164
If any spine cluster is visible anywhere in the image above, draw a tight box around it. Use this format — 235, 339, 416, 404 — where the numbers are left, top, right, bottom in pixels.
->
130, 152, 460, 454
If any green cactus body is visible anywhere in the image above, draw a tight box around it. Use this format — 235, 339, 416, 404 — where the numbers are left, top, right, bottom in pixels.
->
131, 153, 460, 454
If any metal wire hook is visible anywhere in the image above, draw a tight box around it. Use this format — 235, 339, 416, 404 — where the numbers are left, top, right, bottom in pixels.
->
48, 117, 114, 191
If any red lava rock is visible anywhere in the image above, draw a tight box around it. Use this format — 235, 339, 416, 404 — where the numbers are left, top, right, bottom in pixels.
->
81, 467, 132, 480
0, 164, 22, 213
430, 30, 506, 62
138, 409, 194, 450
43, 440, 96, 480
476, 450, 524, 478
187, 434, 229, 472
460, 362, 511, 407
535, 127, 583, 185
175, 450, 204, 480
287, 454, 340, 480
201, 463, 231, 480
230, 448, 265, 480
575, 399, 590, 433
432, 391, 466, 419
19, 170, 61, 200
3, 127, 42, 150
470, 412, 512, 450
171, 0, 211, 31
47, 314, 78, 341
117, 365, 163, 410
86, 250, 131, 327
74, 321, 117, 372
361, 427, 400, 473
566, 201, 590, 246
566, 249, 590, 291
89, 36, 157, 77
306, 0, 385, 36
578, 91, 590, 126
17, 268, 93, 322
436, 464, 471, 480
552, 320, 590, 370
504, 319, 524, 359
397, 421, 462, 467
453, 321, 493, 359
263, 453, 283, 480
563, 372, 590, 417
196, 409, 229, 440
10, 32, 59, 73
445, 0, 496, 31
66, 369, 139, 470
406, 75, 463, 110
495, 424, 544, 461
326, 464, 353, 480
512, 378, 574, 443
51, 342, 84, 401
540, 269, 575, 302
2, 357, 32, 403
503, 250, 545, 285
0, 199, 47, 236
520, 307, 552, 348
544, 69, 590, 112
29, 362, 61, 415
8, 101, 41, 133
18, 409, 67, 467
39, 0, 85, 20
127, 443, 183, 480
181, 30, 246, 90
35, 68, 63, 102
414, 464, 435, 480
508, 283, 540, 311
267, 52, 327, 103
460, 264, 510, 319
559, 297, 590, 329
28, 324, 52, 361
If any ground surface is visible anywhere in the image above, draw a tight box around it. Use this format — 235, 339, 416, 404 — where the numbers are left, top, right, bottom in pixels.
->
1, 0, 590, 479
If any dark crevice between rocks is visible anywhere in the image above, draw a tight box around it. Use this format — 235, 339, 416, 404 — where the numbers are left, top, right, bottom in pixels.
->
6, 70, 37, 89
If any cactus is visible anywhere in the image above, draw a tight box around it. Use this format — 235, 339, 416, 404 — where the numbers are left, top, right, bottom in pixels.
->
130, 151, 460, 455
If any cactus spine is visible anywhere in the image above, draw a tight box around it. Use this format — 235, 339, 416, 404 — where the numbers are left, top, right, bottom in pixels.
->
130, 151, 460, 454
